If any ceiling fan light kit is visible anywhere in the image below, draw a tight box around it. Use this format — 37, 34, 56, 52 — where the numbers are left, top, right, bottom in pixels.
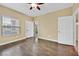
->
29, 3, 44, 10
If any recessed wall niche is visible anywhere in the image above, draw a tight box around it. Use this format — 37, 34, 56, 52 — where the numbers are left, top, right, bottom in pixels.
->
0, 15, 20, 36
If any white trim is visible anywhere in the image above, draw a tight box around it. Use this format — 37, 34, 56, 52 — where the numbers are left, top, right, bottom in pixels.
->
73, 8, 79, 53
38, 37, 58, 43
58, 42, 74, 46
39, 37, 74, 46
0, 37, 26, 46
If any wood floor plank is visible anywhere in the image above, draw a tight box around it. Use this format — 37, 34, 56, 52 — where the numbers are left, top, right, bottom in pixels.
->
0, 38, 78, 56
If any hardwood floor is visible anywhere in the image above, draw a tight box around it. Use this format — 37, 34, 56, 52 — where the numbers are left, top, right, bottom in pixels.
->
0, 38, 78, 56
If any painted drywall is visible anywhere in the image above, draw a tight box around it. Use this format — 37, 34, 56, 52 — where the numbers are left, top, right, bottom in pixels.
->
73, 4, 79, 12
34, 7, 73, 42
0, 5, 33, 45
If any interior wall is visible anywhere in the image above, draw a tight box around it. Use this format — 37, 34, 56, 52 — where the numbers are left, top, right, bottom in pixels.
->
34, 7, 73, 42
73, 4, 79, 12
0, 5, 33, 45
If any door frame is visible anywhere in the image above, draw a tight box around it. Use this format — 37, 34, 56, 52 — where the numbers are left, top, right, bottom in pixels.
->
73, 8, 79, 53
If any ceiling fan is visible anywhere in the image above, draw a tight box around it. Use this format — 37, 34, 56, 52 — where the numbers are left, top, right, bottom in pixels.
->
28, 3, 44, 10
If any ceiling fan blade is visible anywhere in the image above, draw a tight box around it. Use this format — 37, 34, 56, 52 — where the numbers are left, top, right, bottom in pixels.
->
37, 3, 44, 5
37, 6, 40, 10
30, 7, 32, 10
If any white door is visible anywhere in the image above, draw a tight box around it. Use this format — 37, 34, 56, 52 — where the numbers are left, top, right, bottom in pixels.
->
58, 16, 74, 45
25, 21, 34, 38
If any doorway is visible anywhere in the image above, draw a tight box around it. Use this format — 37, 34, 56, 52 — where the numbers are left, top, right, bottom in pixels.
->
25, 21, 34, 38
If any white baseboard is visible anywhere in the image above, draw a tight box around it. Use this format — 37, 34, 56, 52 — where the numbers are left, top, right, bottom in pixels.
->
39, 37, 74, 46
38, 37, 58, 43
0, 37, 27, 46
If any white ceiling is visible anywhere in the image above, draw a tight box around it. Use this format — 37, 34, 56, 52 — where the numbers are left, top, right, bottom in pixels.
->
0, 3, 73, 17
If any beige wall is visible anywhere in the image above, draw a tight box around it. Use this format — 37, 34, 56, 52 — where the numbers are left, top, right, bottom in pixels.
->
34, 7, 73, 42
0, 5, 33, 45
73, 4, 79, 12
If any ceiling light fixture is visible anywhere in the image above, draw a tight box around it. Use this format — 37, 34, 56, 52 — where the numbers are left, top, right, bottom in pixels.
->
28, 3, 44, 10
31, 3, 37, 8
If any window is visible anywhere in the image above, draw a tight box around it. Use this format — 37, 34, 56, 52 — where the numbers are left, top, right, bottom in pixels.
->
0, 15, 20, 36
